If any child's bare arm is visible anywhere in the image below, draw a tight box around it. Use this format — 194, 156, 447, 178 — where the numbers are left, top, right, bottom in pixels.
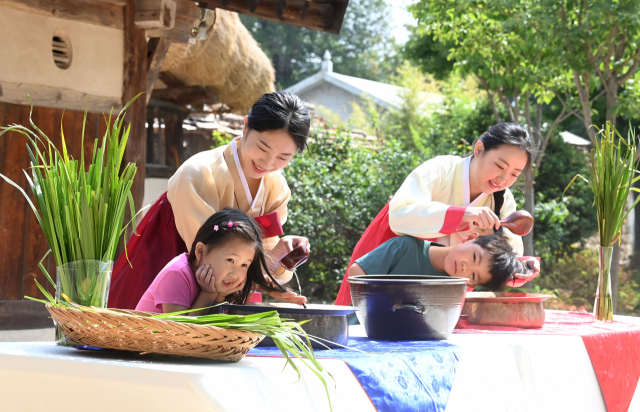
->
162, 291, 219, 316
162, 264, 221, 315
349, 263, 367, 277
162, 303, 190, 314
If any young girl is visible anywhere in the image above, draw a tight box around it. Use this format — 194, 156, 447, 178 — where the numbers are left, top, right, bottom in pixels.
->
110, 91, 311, 310
136, 208, 306, 314
335, 123, 540, 305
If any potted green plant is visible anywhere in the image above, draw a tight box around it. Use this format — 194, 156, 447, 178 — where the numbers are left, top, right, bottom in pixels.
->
566, 122, 640, 321
0, 96, 141, 341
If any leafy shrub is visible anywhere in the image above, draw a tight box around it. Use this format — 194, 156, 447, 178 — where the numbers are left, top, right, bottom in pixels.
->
535, 135, 598, 254
283, 126, 421, 302
518, 248, 640, 315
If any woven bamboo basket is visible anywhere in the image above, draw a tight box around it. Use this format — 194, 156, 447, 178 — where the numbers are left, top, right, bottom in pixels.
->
47, 305, 265, 361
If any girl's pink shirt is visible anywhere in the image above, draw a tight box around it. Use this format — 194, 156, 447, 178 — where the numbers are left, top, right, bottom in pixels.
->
136, 253, 198, 313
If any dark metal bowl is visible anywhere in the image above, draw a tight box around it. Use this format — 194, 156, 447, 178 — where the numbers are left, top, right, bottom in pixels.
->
348, 274, 468, 340
216, 303, 358, 349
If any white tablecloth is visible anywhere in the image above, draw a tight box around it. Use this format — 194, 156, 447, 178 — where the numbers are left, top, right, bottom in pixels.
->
0, 342, 374, 412
1, 315, 639, 412
445, 312, 640, 412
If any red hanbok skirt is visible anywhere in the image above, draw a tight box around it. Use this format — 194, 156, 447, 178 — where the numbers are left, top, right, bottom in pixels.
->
108, 192, 189, 310
335, 202, 402, 306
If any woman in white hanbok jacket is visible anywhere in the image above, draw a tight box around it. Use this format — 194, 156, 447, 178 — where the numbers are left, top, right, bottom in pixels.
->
336, 123, 541, 305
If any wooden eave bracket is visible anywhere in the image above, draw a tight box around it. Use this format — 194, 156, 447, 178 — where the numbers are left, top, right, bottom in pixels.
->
151, 86, 218, 105
146, 37, 172, 104
146, 0, 203, 43
135, 0, 177, 30
194, 0, 349, 34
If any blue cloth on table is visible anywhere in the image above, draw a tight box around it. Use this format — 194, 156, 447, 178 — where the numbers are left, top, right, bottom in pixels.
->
248, 337, 461, 412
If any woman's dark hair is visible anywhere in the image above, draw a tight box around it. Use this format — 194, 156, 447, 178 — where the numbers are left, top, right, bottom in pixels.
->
188, 207, 287, 304
473, 231, 529, 291
476, 123, 534, 172
247, 91, 310, 153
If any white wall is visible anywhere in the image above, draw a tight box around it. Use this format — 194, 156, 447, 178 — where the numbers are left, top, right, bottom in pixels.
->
141, 178, 170, 217
0, 6, 124, 112
0, 328, 53, 342
299, 82, 368, 122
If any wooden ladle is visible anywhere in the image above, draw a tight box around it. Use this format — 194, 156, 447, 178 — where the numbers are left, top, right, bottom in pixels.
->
473, 210, 534, 236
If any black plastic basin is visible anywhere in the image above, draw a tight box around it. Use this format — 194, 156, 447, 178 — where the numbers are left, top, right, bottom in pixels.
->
348, 274, 468, 340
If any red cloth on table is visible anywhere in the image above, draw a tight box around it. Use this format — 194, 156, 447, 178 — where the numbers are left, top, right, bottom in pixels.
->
109, 192, 263, 310
456, 310, 640, 412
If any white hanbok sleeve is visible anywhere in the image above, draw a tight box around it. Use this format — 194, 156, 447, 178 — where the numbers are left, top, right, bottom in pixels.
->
389, 157, 466, 239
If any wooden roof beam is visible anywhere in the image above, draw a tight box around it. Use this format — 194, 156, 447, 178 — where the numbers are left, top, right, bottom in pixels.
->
151, 85, 218, 105
196, 0, 349, 34
146, 37, 172, 104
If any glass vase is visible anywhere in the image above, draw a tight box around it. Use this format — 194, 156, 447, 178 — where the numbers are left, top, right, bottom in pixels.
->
594, 246, 613, 322
55, 260, 113, 346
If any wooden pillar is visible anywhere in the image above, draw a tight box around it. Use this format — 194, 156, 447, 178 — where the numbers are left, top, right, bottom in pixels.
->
164, 111, 185, 169
123, 0, 148, 212
146, 106, 165, 165
146, 37, 172, 105
115, 0, 149, 260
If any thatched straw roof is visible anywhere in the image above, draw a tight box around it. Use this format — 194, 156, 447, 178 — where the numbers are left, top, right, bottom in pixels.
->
162, 10, 275, 113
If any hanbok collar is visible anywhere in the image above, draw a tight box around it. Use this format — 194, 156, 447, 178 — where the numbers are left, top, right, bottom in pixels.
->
463, 156, 487, 207
221, 139, 266, 215
231, 138, 264, 210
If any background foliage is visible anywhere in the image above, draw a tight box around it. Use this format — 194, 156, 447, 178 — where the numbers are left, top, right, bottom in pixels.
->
282, 128, 420, 301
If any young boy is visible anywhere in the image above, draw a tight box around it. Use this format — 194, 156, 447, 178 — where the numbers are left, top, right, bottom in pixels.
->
348, 231, 528, 291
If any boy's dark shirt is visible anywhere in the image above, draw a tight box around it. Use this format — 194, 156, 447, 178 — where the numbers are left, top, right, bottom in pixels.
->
355, 236, 448, 277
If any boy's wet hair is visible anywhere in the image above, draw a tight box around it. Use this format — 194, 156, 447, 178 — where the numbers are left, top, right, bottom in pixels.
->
473, 230, 529, 291
189, 207, 288, 304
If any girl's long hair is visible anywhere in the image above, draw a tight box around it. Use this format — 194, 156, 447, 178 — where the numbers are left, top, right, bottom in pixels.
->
188, 207, 288, 304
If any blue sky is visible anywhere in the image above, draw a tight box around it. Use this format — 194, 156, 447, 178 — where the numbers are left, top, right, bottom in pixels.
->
391, 0, 417, 44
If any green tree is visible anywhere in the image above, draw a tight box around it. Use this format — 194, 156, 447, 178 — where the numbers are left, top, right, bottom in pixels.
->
534, 138, 597, 248
402, 29, 454, 80
240, 0, 397, 89
530, 0, 640, 139
398, 84, 499, 157
410, 0, 580, 257
530, 0, 640, 311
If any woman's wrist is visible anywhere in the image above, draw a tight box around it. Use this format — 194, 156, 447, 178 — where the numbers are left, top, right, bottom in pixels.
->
266, 248, 285, 272
273, 264, 286, 277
